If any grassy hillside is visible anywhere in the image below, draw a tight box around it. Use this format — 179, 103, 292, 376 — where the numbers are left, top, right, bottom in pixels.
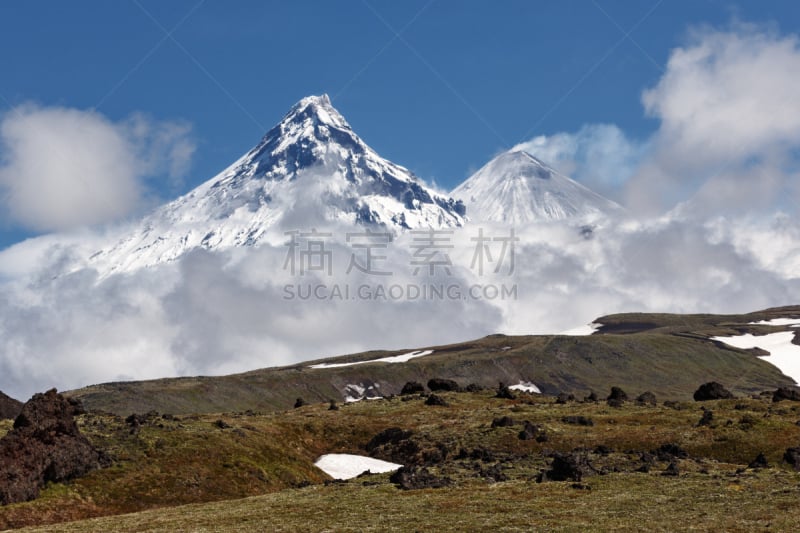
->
65, 306, 800, 415
3, 388, 800, 531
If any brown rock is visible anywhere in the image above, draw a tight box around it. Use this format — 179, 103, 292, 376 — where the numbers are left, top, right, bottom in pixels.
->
0, 389, 106, 505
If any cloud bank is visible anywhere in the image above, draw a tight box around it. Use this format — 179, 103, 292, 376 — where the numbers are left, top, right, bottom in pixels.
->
1, 213, 800, 400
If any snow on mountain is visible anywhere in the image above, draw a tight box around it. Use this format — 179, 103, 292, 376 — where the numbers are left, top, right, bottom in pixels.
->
89, 95, 465, 275
452, 150, 623, 225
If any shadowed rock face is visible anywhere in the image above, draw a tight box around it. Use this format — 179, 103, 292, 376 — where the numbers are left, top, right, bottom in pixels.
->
0, 392, 22, 421
693, 382, 734, 401
0, 389, 106, 505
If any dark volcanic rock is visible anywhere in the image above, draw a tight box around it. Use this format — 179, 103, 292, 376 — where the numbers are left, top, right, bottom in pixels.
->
491, 416, 516, 428
697, 408, 714, 427
518, 421, 546, 441
784, 447, 800, 470
635, 391, 657, 406
480, 463, 508, 483
584, 391, 599, 402
772, 387, 800, 402
607, 386, 628, 401
0, 389, 106, 505
400, 382, 425, 395
606, 387, 628, 407
748, 452, 769, 469
389, 466, 451, 490
365, 428, 413, 453
594, 444, 613, 456
425, 394, 449, 406
0, 391, 22, 421
654, 443, 689, 461
213, 419, 231, 429
561, 416, 594, 426
427, 378, 461, 392
693, 382, 734, 401
662, 461, 680, 476
538, 452, 595, 482
293, 398, 307, 408
556, 393, 575, 404
495, 383, 516, 400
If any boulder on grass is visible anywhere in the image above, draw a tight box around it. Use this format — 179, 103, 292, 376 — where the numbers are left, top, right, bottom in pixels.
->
693, 382, 733, 401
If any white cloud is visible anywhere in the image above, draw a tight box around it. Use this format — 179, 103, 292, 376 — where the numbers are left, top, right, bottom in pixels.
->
632, 24, 800, 214
642, 24, 800, 164
0, 105, 195, 232
514, 24, 800, 216
513, 124, 645, 202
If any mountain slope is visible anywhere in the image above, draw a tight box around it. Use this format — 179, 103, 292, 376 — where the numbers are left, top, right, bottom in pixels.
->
452, 150, 623, 224
65, 306, 800, 415
89, 95, 465, 275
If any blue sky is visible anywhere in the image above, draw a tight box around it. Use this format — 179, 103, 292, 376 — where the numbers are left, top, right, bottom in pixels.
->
2, 0, 800, 248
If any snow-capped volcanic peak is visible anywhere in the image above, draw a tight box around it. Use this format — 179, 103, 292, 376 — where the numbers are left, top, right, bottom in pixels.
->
452, 150, 622, 224
89, 95, 465, 274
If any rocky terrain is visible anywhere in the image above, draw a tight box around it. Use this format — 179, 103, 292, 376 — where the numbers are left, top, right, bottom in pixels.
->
1, 382, 799, 531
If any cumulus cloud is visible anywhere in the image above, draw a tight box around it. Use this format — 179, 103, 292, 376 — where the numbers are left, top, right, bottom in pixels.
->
628, 23, 800, 214
515, 24, 800, 216
513, 124, 646, 202
0, 105, 195, 232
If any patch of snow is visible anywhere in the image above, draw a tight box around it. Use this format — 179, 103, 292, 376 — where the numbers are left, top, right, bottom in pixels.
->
509, 381, 542, 393
749, 318, 800, 327
309, 350, 434, 369
559, 323, 602, 336
712, 331, 800, 384
344, 395, 383, 403
314, 454, 402, 480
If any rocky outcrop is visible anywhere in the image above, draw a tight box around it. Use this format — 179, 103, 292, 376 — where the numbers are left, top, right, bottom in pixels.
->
0, 389, 106, 505
0, 391, 22, 420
